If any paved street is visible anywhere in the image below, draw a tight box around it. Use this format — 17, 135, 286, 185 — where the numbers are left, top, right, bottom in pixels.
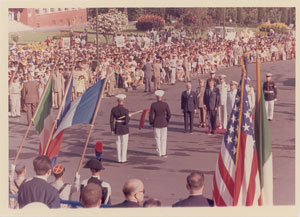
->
9, 59, 295, 206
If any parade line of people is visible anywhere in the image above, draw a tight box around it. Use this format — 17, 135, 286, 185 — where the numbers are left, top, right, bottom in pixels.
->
9, 27, 289, 209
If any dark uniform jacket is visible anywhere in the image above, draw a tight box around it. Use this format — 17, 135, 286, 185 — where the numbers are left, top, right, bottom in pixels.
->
181, 90, 197, 112
203, 87, 220, 111
112, 200, 141, 208
18, 177, 60, 208
22, 80, 39, 104
263, 81, 277, 101
110, 105, 130, 135
80, 177, 111, 205
172, 195, 214, 207
206, 78, 220, 88
149, 101, 171, 128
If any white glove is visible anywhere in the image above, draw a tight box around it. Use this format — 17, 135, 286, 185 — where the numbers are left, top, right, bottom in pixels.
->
274, 98, 277, 102
111, 131, 115, 135
128, 114, 132, 118
11, 164, 16, 174
75, 172, 80, 180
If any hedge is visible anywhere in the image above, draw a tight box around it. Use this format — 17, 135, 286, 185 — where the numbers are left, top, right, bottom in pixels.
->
136, 14, 165, 31
258, 22, 289, 34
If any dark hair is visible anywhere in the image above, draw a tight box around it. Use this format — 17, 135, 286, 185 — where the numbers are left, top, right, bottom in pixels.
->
186, 171, 205, 190
33, 156, 52, 176
81, 183, 102, 208
123, 184, 136, 197
143, 198, 161, 207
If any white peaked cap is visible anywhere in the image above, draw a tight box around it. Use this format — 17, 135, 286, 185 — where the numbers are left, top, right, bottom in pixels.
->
155, 90, 165, 97
231, 80, 238, 85
116, 94, 126, 100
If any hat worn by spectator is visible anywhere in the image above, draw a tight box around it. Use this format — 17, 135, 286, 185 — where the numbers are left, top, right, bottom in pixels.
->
53, 164, 65, 176
219, 74, 226, 79
266, 73, 272, 77
116, 94, 126, 100
230, 80, 238, 85
155, 90, 164, 97
210, 70, 216, 74
83, 159, 105, 170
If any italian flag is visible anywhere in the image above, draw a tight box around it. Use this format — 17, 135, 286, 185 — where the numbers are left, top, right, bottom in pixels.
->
255, 61, 273, 205
33, 78, 54, 155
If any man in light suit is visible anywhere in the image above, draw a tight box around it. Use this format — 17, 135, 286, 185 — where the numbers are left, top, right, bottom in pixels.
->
153, 59, 162, 90
22, 73, 39, 125
142, 59, 153, 93
181, 83, 197, 133
17, 156, 60, 208
52, 67, 64, 108
217, 75, 228, 129
204, 79, 220, 135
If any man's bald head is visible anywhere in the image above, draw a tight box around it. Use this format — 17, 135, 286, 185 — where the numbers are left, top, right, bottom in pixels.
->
122, 178, 144, 203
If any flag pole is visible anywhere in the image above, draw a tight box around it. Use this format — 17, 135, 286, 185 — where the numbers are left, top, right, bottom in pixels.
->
76, 73, 109, 173
235, 53, 247, 171
256, 38, 261, 110
13, 60, 58, 165
43, 70, 74, 156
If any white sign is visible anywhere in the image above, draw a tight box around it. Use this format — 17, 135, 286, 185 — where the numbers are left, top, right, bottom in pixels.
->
62, 37, 70, 49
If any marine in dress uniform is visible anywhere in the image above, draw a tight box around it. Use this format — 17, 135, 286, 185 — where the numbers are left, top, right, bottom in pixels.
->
217, 75, 228, 129
80, 159, 111, 205
110, 94, 130, 163
226, 81, 238, 118
263, 73, 277, 121
51, 164, 80, 208
149, 90, 171, 157
203, 79, 220, 134
205, 70, 220, 88
181, 83, 197, 133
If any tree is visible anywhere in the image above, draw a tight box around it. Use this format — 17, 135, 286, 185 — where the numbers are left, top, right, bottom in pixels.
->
280, 8, 288, 24
258, 8, 266, 23
175, 8, 211, 39
127, 8, 145, 21
89, 8, 128, 44
237, 8, 244, 26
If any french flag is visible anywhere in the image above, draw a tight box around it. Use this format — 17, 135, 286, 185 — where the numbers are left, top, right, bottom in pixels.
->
53, 79, 105, 139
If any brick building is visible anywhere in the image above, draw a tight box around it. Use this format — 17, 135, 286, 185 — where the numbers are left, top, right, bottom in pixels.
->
15, 8, 87, 28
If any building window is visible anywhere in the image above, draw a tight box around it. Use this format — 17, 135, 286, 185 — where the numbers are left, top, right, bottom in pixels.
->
79, 16, 82, 21
42, 8, 48, 14
59, 19, 63, 24
50, 8, 55, 13
58, 8, 62, 12
52, 20, 56, 25
35, 9, 39, 14
36, 23, 40, 28
64, 8, 69, 11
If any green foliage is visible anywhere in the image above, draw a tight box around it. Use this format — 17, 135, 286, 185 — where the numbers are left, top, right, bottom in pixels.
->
281, 8, 288, 24
127, 8, 145, 21
136, 14, 165, 31
258, 22, 289, 34
237, 8, 244, 25
10, 34, 19, 43
258, 8, 266, 23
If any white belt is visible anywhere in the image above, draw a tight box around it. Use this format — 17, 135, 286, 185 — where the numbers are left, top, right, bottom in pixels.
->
264, 90, 274, 93
116, 120, 125, 123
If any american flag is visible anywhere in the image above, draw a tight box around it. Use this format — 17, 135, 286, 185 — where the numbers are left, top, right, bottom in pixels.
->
213, 57, 261, 206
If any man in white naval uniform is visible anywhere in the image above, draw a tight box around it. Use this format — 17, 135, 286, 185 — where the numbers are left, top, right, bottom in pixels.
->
226, 80, 238, 118
9, 76, 22, 117
51, 164, 80, 208
217, 75, 228, 129
149, 90, 171, 157
169, 54, 177, 85
110, 94, 130, 163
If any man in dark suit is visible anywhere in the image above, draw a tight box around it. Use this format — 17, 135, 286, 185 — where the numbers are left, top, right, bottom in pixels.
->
149, 90, 171, 157
110, 94, 130, 163
172, 171, 214, 207
142, 59, 153, 93
181, 82, 197, 133
112, 179, 144, 208
203, 79, 220, 134
80, 183, 102, 208
22, 73, 39, 125
18, 156, 60, 208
